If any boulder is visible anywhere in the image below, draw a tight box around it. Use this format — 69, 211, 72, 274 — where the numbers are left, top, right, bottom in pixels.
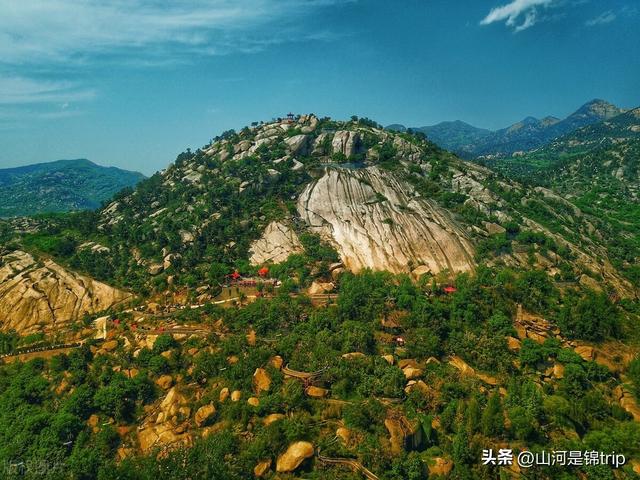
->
429, 457, 453, 476
384, 416, 423, 455
553, 363, 565, 379
253, 368, 272, 394
341, 352, 366, 360
336, 427, 351, 445
331, 130, 361, 157
263, 413, 286, 426
307, 281, 335, 295
231, 390, 242, 402
276, 441, 314, 473
403, 367, 423, 380
155, 375, 173, 390
382, 354, 395, 365
194, 404, 216, 427
246, 329, 257, 346
448, 356, 475, 375
102, 340, 119, 352
270, 355, 284, 370
306, 386, 328, 398
398, 359, 420, 369
484, 222, 506, 235
219, 387, 230, 402
248, 397, 260, 407
575, 345, 594, 361
148, 263, 164, 275
254, 459, 272, 477
284, 134, 311, 155
507, 336, 521, 351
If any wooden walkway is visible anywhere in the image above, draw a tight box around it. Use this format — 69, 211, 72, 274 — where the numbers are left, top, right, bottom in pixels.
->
317, 450, 379, 480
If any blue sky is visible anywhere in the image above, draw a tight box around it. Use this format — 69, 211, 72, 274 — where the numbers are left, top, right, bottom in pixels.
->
0, 0, 638, 175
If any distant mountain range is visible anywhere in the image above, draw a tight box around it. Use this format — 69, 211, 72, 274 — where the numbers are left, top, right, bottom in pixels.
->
483, 106, 640, 181
388, 99, 626, 158
0, 159, 145, 217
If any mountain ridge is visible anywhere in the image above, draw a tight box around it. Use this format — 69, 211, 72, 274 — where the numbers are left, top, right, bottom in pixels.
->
0, 158, 146, 217
388, 99, 626, 158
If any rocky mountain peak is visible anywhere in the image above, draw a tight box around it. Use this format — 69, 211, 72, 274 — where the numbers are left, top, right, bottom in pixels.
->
570, 98, 623, 120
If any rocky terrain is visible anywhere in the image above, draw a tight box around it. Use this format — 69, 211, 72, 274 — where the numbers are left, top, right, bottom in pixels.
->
297, 165, 475, 275
0, 112, 639, 480
0, 250, 131, 334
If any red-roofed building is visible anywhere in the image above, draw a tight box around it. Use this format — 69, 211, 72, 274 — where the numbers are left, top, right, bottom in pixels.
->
443, 286, 457, 294
258, 267, 269, 277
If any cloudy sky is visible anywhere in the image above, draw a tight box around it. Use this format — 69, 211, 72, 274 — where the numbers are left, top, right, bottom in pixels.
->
0, 0, 638, 175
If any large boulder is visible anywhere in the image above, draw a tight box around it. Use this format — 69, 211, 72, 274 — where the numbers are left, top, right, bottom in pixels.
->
276, 441, 314, 473
331, 130, 361, 157
253, 368, 272, 394
285, 134, 311, 156
194, 404, 216, 427
384, 416, 423, 455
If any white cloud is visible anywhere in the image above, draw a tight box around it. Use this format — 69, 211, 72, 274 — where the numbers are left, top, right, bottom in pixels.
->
0, 76, 95, 105
480, 0, 554, 32
0, 0, 350, 65
0, 0, 350, 120
585, 10, 617, 26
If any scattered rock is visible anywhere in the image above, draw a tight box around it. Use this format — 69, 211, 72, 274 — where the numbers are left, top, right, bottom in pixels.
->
194, 404, 216, 427
231, 390, 242, 402
246, 329, 257, 346
253, 368, 272, 394
575, 345, 594, 361
264, 413, 286, 426
306, 386, 328, 398
341, 352, 366, 360
276, 441, 314, 473
507, 336, 522, 351
429, 457, 453, 476
382, 354, 395, 365
155, 375, 173, 390
336, 427, 351, 445
307, 281, 335, 295
385, 416, 423, 455
254, 459, 272, 477
553, 363, 565, 379
403, 367, 423, 380
248, 397, 260, 407
270, 355, 284, 370
102, 340, 119, 352
219, 387, 230, 402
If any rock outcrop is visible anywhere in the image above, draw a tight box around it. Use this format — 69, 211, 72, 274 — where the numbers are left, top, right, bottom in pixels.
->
249, 221, 304, 265
0, 250, 131, 334
297, 166, 475, 276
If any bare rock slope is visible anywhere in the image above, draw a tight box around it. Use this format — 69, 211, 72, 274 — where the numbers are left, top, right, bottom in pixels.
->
297, 166, 475, 276
249, 221, 303, 266
0, 250, 131, 334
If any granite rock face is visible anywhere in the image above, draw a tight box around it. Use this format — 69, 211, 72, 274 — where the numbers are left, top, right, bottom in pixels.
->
0, 250, 131, 334
249, 221, 304, 265
297, 166, 475, 276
